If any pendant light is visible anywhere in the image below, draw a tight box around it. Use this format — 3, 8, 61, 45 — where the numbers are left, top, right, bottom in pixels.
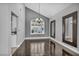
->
36, 3, 42, 23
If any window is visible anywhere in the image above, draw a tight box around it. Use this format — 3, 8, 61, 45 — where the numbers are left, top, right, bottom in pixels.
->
30, 18, 45, 34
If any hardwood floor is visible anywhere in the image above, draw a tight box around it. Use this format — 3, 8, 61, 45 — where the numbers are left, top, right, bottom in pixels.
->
12, 41, 26, 56
12, 39, 55, 56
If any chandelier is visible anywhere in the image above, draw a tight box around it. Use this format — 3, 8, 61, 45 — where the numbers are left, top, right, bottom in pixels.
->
36, 3, 42, 22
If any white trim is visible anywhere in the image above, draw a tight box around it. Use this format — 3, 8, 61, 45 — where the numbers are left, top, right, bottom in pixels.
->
17, 40, 24, 48
50, 37, 79, 55
25, 37, 50, 40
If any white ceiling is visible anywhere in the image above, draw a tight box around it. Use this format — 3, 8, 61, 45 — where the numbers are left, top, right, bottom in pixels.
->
25, 3, 72, 18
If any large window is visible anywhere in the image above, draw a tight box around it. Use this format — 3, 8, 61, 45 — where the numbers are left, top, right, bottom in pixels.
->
30, 18, 45, 34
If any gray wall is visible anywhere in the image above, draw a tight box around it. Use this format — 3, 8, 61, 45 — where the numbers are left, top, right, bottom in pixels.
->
25, 7, 49, 37
50, 4, 79, 56
8, 3, 25, 47
0, 3, 25, 55
0, 4, 10, 56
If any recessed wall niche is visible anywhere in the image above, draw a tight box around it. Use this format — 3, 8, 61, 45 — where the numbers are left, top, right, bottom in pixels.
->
11, 12, 18, 35
62, 11, 77, 47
